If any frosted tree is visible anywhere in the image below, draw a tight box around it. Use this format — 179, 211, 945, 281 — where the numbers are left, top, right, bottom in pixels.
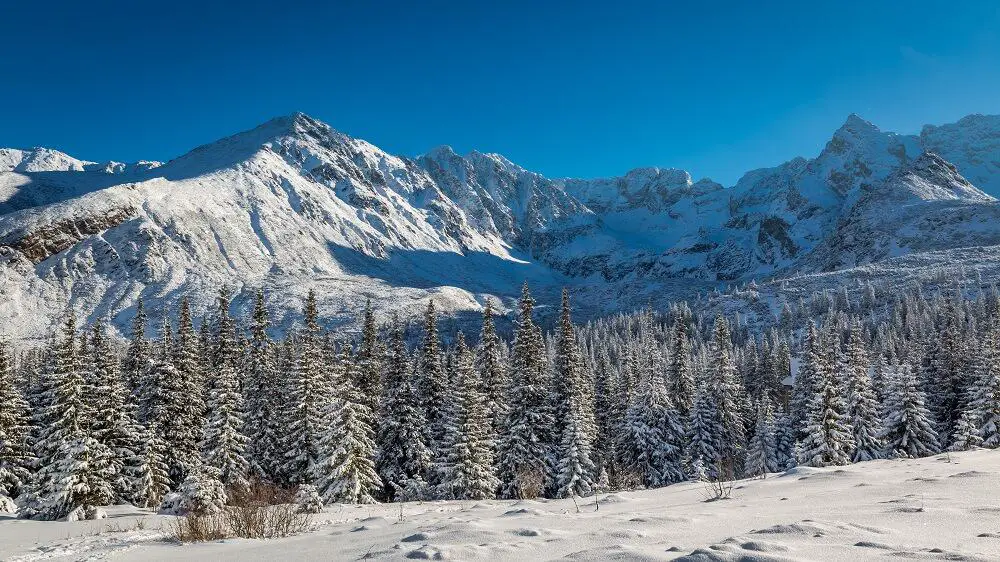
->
124, 300, 151, 417
0, 340, 31, 500
243, 289, 281, 481
146, 316, 195, 485
773, 412, 797, 470
667, 319, 695, 420
497, 283, 553, 499
972, 325, 1000, 448
376, 317, 431, 501
475, 299, 508, 441
416, 300, 448, 470
616, 368, 685, 487
687, 379, 720, 480
745, 399, 778, 477
171, 298, 204, 482
798, 327, 851, 467
202, 288, 250, 489
880, 363, 940, 459
948, 409, 982, 452
313, 346, 382, 504
923, 298, 971, 446
790, 324, 823, 440
87, 322, 143, 502
843, 322, 883, 462
708, 316, 746, 476
436, 333, 499, 500
551, 290, 597, 496
553, 291, 597, 497
353, 300, 383, 432
283, 290, 329, 484
21, 315, 114, 520
130, 422, 171, 509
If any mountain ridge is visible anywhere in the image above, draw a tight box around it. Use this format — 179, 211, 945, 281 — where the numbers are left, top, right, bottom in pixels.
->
1, 111, 999, 343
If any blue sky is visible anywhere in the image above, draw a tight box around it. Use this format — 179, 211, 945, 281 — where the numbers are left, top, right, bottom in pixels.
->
3, 1, 999, 186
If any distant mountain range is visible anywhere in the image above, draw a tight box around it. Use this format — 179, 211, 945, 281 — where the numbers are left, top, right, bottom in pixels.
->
1, 112, 998, 342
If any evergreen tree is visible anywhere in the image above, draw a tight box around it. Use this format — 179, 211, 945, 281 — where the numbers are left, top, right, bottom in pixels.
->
244, 289, 281, 480
972, 325, 1000, 448
843, 322, 883, 462
948, 409, 982, 452
708, 316, 746, 476
87, 322, 143, 502
131, 422, 171, 509
202, 288, 250, 489
497, 283, 553, 499
617, 368, 685, 487
476, 299, 508, 443
376, 317, 431, 501
667, 319, 694, 420
314, 345, 381, 504
798, 326, 851, 468
745, 399, 778, 477
21, 316, 114, 520
687, 378, 720, 480
125, 300, 151, 417
353, 300, 383, 430
283, 290, 328, 485
171, 298, 204, 483
773, 412, 797, 470
436, 333, 499, 500
0, 340, 31, 499
552, 290, 597, 496
416, 300, 448, 471
880, 364, 940, 459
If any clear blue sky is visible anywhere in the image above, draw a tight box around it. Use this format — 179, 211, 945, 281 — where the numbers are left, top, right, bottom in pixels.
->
3, 1, 999, 186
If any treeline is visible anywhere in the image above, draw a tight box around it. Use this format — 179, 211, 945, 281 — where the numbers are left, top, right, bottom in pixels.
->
0, 279, 998, 521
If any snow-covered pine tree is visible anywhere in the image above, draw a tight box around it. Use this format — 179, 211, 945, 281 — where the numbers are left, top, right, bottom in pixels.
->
475, 298, 508, 444
797, 323, 852, 468
353, 300, 383, 431
21, 315, 114, 520
436, 333, 499, 500
313, 344, 382, 504
171, 298, 204, 483
283, 290, 329, 485
708, 315, 747, 476
972, 324, 1000, 448
592, 347, 622, 481
145, 316, 192, 485
131, 422, 171, 509
745, 399, 778, 478
0, 339, 31, 500
843, 321, 883, 462
244, 289, 281, 481
773, 411, 797, 470
667, 319, 694, 420
790, 324, 823, 441
616, 366, 685, 488
202, 288, 249, 489
880, 363, 940, 459
923, 298, 971, 447
552, 290, 597, 498
87, 322, 143, 502
416, 300, 448, 475
687, 377, 721, 480
948, 409, 982, 452
497, 283, 553, 499
124, 300, 151, 419
375, 317, 431, 501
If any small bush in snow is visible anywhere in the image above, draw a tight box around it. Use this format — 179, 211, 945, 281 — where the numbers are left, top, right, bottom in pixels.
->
178, 467, 227, 516
295, 485, 323, 514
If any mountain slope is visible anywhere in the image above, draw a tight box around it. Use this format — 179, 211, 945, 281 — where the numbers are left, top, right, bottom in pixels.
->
1, 112, 999, 342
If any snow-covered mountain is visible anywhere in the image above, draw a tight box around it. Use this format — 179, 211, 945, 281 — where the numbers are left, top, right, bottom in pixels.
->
1, 112, 999, 342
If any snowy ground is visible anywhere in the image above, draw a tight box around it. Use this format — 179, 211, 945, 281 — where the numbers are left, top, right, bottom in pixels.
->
2, 450, 1000, 561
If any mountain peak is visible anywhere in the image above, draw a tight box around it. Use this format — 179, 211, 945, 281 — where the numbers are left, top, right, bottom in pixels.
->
836, 113, 882, 138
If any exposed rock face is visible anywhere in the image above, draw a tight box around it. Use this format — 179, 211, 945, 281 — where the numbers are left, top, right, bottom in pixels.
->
0, 111, 998, 342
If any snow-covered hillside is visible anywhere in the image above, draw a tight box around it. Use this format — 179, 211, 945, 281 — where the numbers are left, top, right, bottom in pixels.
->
2, 449, 999, 561
1, 112, 999, 341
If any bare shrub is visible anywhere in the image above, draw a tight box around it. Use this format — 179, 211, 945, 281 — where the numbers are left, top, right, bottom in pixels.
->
171, 513, 230, 542
701, 462, 734, 502
224, 481, 312, 539
514, 468, 545, 499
